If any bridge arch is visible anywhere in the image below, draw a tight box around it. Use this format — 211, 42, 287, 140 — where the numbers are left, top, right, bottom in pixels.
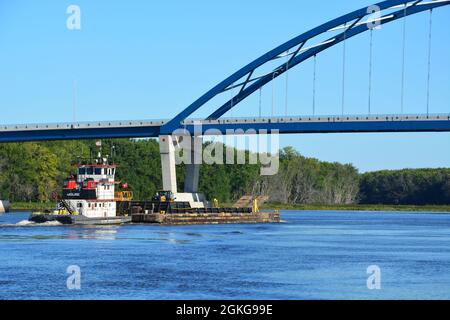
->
161, 0, 450, 133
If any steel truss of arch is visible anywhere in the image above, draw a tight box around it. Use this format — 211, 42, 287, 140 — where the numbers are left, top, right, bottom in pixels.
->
161, 0, 450, 133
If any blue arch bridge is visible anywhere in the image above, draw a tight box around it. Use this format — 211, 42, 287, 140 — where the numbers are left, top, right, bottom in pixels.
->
0, 0, 449, 194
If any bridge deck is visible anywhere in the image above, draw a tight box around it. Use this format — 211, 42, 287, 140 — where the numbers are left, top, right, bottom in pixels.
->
0, 114, 449, 142
1, 114, 449, 132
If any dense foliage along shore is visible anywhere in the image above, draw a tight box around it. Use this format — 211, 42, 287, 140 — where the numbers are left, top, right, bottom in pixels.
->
1, 139, 449, 207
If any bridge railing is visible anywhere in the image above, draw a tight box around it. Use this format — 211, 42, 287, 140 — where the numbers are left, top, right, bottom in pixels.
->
181, 114, 450, 125
0, 119, 168, 132
1, 113, 450, 133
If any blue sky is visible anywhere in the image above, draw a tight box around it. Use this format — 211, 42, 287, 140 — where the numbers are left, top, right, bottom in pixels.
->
0, 0, 449, 172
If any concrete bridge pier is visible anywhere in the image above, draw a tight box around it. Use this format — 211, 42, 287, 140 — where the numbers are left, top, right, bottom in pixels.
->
184, 136, 202, 193
159, 135, 207, 208
159, 135, 203, 194
159, 135, 178, 193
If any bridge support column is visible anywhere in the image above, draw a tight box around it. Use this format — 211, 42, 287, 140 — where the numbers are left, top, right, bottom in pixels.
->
159, 135, 177, 193
184, 136, 202, 193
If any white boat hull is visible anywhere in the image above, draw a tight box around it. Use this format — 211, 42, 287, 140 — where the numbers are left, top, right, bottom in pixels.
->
0, 200, 10, 213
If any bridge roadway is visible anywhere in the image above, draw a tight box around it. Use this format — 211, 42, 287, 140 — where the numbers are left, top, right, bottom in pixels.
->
0, 114, 450, 142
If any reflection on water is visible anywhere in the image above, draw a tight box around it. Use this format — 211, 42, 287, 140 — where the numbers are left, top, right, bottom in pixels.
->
64, 227, 119, 241
1, 210, 450, 300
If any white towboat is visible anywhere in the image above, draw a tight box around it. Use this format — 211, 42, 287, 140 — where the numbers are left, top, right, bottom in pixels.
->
29, 151, 132, 225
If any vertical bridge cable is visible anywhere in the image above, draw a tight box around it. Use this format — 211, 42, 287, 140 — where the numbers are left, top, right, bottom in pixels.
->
272, 73, 276, 117
72, 80, 77, 123
368, 29, 374, 115
230, 82, 234, 118
341, 27, 347, 117
426, 9, 433, 116
400, 4, 407, 114
258, 88, 262, 118
285, 50, 289, 116
312, 55, 317, 116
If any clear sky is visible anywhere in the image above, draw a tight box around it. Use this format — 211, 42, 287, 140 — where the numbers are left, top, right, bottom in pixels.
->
0, 0, 449, 172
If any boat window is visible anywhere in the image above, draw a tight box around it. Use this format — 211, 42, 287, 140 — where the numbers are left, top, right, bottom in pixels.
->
94, 168, 102, 175
77, 203, 82, 208
86, 167, 94, 175
78, 168, 86, 175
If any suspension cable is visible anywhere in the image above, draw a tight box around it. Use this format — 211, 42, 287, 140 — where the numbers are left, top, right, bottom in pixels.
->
368, 29, 374, 115
272, 73, 276, 117
285, 50, 289, 116
258, 88, 262, 118
341, 27, 347, 116
312, 55, 317, 116
426, 9, 433, 116
230, 82, 234, 117
400, 4, 407, 114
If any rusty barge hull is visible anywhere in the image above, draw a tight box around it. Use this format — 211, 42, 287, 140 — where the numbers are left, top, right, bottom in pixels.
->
131, 211, 280, 225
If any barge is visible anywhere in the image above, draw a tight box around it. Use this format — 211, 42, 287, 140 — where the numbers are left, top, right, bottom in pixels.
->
29, 149, 280, 226
120, 198, 280, 225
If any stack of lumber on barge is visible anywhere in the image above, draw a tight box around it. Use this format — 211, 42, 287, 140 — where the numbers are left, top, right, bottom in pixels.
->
233, 195, 269, 208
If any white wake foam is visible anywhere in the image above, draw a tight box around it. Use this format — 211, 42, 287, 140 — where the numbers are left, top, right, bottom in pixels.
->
6, 220, 63, 227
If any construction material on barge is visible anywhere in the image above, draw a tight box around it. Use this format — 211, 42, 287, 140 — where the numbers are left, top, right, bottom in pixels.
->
119, 199, 280, 225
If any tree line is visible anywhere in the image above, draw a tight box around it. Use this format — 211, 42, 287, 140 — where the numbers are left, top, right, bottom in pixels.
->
0, 139, 449, 205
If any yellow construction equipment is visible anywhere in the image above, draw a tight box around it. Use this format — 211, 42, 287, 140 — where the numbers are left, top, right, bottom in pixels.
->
115, 191, 134, 201
252, 199, 259, 213
154, 191, 174, 203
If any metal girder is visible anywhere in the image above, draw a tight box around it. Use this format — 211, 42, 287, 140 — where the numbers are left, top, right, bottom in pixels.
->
160, 0, 449, 133
1, 115, 450, 143
0, 126, 161, 143
193, 119, 450, 135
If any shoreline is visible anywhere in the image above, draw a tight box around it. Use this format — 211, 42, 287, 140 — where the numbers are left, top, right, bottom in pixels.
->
8, 202, 54, 212
7, 202, 450, 213
260, 203, 450, 213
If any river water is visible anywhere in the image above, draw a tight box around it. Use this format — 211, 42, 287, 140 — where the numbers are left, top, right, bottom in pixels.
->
0, 210, 449, 300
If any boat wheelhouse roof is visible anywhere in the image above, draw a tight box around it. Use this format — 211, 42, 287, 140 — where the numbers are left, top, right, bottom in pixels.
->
77, 164, 118, 168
